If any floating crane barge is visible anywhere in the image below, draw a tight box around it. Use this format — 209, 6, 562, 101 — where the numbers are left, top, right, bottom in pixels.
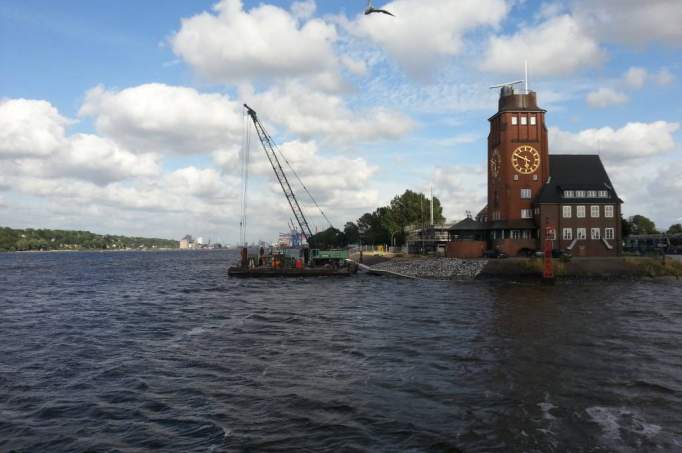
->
228, 105, 357, 278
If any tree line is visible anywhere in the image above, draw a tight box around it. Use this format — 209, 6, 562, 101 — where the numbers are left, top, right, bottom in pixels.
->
0, 227, 179, 252
308, 190, 445, 248
622, 215, 682, 236
307, 192, 682, 249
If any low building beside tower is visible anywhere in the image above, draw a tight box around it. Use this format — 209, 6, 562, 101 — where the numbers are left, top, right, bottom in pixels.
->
449, 85, 623, 257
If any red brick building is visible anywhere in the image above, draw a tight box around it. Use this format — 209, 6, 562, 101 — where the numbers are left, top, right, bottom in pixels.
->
449, 86, 622, 257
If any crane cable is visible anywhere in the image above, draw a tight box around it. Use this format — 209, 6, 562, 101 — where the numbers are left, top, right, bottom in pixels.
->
239, 110, 251, 247
272, 141, 334, 230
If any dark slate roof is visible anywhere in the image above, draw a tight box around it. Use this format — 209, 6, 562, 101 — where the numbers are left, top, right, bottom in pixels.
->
535, 155, 622, 204
450, 217, 488, 231
450, 218, 538, 231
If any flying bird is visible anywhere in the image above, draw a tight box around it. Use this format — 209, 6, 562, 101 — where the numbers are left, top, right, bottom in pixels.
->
365, 0, 395, 16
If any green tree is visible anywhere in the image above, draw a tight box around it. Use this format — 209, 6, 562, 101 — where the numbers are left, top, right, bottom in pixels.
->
351, 189, 446, 247
668, 223, 682, 235
621, 215, 632, 238
343, 222, 360, 244
629, 215, 658, 235
308, 227, 346, 249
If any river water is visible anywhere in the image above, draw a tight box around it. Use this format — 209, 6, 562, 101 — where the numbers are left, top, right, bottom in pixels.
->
1, 250, 680, 452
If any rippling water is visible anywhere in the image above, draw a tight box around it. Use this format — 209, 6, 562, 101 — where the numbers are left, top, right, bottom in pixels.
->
1, 250, 681, 452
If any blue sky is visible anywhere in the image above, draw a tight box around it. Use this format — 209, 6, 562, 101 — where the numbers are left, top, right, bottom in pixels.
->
1, 0, 681, 243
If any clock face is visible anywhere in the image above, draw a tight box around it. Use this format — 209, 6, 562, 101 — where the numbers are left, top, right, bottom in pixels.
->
511, 145, 540, 174
490, 149, 501, 178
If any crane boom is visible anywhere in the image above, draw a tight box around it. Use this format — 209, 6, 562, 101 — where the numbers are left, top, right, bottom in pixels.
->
244, 104, 314, 241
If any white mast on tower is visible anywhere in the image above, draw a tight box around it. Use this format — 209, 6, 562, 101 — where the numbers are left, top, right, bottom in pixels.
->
430, 185, 434, 225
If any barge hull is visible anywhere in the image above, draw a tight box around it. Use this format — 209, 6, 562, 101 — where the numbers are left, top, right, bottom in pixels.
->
227, 266, 356, 278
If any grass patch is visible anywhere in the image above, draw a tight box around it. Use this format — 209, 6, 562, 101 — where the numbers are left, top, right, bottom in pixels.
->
520, 258, 567, 276
624, 257, 682, 278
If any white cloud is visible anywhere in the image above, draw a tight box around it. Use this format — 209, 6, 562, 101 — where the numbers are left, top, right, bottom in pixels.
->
246, 81, 415, 143
623, 66, 647, 89
291, 0, 316, 20
349, 0, 509, 79
171, 0, 339, 85
586, 87, 628, 108
214, 138, 378, 204
0, 99, 70, 158
481, 14, 605, 76
654, 68, 675, 86
341, 55, 368, 76
574, 0, 682, 47
431, 164, 487, 223
0, 98, 161, 186
550, 121, 680, 161
79, 83, 243, 155
15, 134, 160, 185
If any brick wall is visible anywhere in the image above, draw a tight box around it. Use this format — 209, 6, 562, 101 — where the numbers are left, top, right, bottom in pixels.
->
446, 241, 486, 258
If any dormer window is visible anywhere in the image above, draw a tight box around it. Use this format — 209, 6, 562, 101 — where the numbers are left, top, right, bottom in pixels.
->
564, 190, 575, 198
575, 190, 586, 198
598, 190, 608, 198
587, 190, 597, 198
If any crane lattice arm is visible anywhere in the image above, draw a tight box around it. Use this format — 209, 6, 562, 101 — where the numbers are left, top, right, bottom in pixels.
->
244, 104, 314, 241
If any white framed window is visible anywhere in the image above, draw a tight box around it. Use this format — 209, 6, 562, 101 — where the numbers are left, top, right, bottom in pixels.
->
577, 228, 587, 240
511, 116, 518, 125
598, 190, 608, 198
563, 228, 573, 240
605, 228, 615, 240
605, 205, 614, 218
546, 229, 557, 240
511, 230, 521, 239
591, 228, 601, 240
587, 190, 597, 198
530, 116, 537, 125
591, 205, 600, 218
521, 188, 532, 199
577, 206, 586, 218
521, 209, 533, 219
563, 205, 572, 218
522, 230, 531, 239
513, 174, 519, 181
576, 190, 586, 198
532, 174, 538, 181
521, 116, 527, 125
564, 190, 575, 198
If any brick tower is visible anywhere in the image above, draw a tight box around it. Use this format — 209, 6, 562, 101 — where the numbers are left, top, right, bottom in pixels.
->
487, 86, 549, 241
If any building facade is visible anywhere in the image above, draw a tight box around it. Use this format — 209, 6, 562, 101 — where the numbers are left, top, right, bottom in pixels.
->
449, 86, 622, 257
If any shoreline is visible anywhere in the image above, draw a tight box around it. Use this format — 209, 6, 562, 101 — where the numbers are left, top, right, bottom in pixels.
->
362, 255, 682, 281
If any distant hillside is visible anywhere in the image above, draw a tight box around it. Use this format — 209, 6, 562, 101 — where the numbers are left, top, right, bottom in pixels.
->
0, 227, 179, 252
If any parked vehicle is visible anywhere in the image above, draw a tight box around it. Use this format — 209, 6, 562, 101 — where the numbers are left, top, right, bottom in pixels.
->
483, 250, 507, 259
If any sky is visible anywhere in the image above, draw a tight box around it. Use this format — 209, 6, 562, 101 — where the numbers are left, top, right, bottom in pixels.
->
1, 0, 681, 244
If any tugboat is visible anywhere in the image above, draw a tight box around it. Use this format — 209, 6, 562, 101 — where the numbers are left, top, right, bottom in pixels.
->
228, 104, 357, 278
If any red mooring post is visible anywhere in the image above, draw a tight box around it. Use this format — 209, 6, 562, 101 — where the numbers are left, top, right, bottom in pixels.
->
544, 218, 554, 280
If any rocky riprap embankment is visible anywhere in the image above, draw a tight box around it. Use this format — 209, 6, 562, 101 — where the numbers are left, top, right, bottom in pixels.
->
369, 257, 487, 279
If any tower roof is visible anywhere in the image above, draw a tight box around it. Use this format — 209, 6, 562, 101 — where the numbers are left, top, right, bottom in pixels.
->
489, 89, 546, 121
